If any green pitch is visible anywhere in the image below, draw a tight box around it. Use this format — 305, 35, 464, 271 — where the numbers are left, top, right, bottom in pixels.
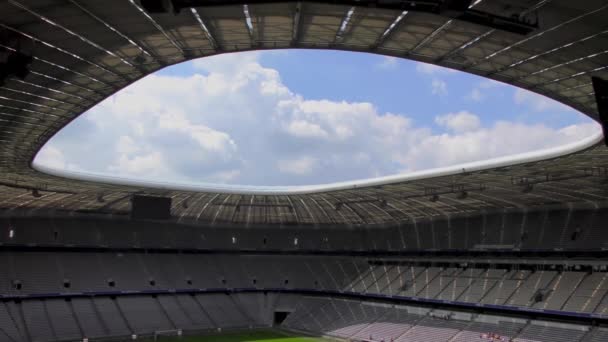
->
152, 330, 331, 342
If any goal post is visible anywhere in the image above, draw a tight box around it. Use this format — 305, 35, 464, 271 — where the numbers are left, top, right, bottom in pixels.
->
153, 329, 183, 341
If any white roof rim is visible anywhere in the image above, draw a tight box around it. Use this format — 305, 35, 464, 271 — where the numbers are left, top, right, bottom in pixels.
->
32, 131, 604, 195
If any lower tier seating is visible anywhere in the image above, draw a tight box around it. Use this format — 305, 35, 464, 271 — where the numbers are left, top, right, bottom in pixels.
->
1, 252, 606, 318
282, 296, 598, 342
0, 293, 605, 342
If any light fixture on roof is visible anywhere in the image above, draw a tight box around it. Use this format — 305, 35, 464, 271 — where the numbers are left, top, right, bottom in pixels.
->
139, 0, 175, 13
456, 190, 468, 200
0, 50, 33, 85
133, 53, 147, 65
31, 189, 41, 198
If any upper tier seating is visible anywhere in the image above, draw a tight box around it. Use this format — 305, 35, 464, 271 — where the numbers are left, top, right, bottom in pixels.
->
5, 208, 608, 251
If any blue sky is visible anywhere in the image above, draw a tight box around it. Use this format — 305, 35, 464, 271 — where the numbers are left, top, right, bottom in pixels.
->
159, 50, 589, 130
35, 50, 599, 186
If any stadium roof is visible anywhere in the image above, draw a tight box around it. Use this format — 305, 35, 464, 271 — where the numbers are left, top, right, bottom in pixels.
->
0, 0, 607, 226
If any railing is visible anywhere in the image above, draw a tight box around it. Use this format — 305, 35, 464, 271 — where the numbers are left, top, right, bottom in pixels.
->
1, 287, 606, 324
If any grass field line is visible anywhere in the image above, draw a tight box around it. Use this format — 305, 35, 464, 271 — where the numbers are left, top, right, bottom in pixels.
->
148, 328, 335, 342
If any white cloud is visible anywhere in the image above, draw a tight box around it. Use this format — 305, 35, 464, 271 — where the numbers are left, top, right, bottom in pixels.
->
435, 111, 481, 133
285, 120, 329, 139
208, 169, 241, 183
35, 145, 83, 172
468, 88, 483, 102
109, 151, 167, 177
35, 146, 67, 170
116, 136, 139, 155
466, 79, 506, 102
278, 156, 317, 175
377, 56, 398, 69
432, 79, 448, 95
479, 79, 504, 89
192, 51, 260, 74
36, 51, 600, 186
416, 62, 457, 75
514, 88, 573, 112
402, 121, 600, 170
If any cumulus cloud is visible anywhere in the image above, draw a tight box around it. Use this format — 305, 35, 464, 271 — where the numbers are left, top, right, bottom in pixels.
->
435, 111, 481, 133
408, 122, 600, 169
36, 52, 600, 186
468, 88, 483, 102
35, 145, 83, 172
278, 156, 318, 175
35, 146, 67, 170
432, 79, 448, 95
377, 56, 398, 69
416, 62, 457, 75
285, 120, 329, 139
514, 88, 573, 112
109, 152, 168, 177
466, 79, 506, 102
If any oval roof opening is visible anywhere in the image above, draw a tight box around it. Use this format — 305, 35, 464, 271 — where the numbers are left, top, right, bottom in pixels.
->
33, 50, 600, 191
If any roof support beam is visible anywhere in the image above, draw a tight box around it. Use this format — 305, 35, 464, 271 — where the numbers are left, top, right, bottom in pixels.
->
344, 191, 399, 224
28, 71, 104, 97
307, 196, 336, 224
0, 117, 52, 129
0, 95, 71, 114
371, 10, 407, 50
8, 0, 135, 78
128, 0, 186, 56
197, 193, 220, 222
190, 8, 220, 51
512, 47, 608, 83
67, 0, 161, 65
8, 0, 139, 75
435, 29, 494, 64
177, 193, 209, 221
157, 0, 535, 34
243, 4, 257, 46
488, 29, 608, 78
434, 0, 549, 64
334, 7, 355, 44
462, 2, 608, 71
1, 42, 112, 92
0, 104, 61, 119
1, 86, 85, 109
0, 23, 123, 82
284, 196, 300, 223
13, 79, 87, 102
408, 19, 453, 55
532, 65, 608, 89
291, 2, 302, 46
151, 0, 443, 13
